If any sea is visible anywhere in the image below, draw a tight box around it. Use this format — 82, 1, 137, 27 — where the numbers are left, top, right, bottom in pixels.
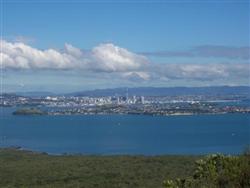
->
0, 107, 249, 155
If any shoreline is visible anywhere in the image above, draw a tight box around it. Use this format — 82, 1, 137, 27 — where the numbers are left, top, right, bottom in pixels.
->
0, 147, 203, 156
11, 109, 249, 116
0, 146, 243, 157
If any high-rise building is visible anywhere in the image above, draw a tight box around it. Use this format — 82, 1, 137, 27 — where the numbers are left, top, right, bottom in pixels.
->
140, 96, 145, 104
126, 88, 129, 104
133, 95, 136, 104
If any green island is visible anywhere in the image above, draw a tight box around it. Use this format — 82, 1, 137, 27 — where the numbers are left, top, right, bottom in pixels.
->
0, 148, 249, 188
12, 108, 47, 115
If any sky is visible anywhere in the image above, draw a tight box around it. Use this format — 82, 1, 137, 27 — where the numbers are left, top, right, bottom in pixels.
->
0, 0, 250, 93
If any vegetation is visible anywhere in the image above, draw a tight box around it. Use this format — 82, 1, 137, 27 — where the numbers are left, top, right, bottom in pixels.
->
164, 152, 250, 188
0, 148, 199, 188
0, 148, 249, 188
12, 108, 46, 115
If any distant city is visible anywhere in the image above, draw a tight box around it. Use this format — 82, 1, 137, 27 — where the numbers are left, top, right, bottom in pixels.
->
1, 87, 250, 116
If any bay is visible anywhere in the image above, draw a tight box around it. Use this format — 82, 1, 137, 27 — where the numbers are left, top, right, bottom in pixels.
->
0, 107, 249, 155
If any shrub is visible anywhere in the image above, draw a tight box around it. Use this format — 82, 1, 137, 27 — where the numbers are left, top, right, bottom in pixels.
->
163, 154, 250, 188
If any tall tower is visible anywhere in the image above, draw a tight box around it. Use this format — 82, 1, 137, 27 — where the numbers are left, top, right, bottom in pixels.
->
126, 88, 129, 103
141, 96, 145, 104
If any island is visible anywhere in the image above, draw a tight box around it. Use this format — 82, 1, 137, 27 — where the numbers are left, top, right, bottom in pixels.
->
12, 108, 47, 115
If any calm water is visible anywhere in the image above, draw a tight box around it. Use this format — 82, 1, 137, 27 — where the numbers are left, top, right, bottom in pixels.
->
0, 107, 249, 155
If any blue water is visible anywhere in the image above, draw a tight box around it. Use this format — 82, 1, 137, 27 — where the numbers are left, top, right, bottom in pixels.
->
0, 107, 249, 155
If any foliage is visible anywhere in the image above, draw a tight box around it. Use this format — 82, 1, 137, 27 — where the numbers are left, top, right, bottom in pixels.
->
163, 153, 250, 188
1, 148, 249, 188
0, 148, 198, 188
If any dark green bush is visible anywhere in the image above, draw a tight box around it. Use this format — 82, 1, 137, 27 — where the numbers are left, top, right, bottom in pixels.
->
163, 154, 250, 188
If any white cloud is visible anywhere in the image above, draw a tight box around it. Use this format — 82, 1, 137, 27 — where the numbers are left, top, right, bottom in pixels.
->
64, 43, 83, 58
122, 71, 151, 81
149, 63, 250, 81
1, 40, 249, 84
92, 43, 148, 72
1, 40, 77, 69
1, 40, 147, 72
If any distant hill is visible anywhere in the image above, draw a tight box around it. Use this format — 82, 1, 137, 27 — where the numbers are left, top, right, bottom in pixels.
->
15, 91, 56, 97
69, 86, 250, 97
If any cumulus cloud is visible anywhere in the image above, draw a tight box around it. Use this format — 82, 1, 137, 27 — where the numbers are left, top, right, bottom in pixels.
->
1, 40, 78, 70
0, 40, 147, 72
92, 43, 148, 72
1, 40, 249, 83
64, 43, 83, 58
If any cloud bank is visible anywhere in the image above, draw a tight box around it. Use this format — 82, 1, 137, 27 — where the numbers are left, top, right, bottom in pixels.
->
1, 40, 249, 83
141, 45, 250, 59
1, 40, 147, 72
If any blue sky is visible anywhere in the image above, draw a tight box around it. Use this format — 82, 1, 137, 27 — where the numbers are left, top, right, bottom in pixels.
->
1, 0, 250, 93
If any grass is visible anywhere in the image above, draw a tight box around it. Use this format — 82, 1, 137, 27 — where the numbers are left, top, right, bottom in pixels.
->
0, 148, 200, 188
